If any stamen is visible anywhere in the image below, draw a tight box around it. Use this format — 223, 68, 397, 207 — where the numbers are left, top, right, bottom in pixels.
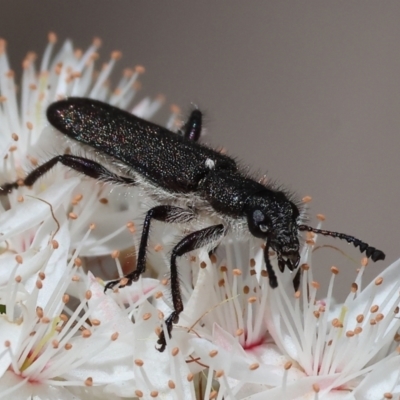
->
204, 367, 216, 399
166, 104, 181, 130
313, 383, 320, 400
39, 32, 57, 72
110, 64, 144, 107
89, 50, 121, 99
133, 358, 157, 395
282, 361, 292, 392
318, 267, 338, 374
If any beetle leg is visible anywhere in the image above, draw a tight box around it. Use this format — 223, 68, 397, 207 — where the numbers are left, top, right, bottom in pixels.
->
156, 223, 226, 352
292, 268, 302, 292
0, 154, 136, 195
104, 205, 197, 291
179, 109, 202, 142
264, 241, 278, 289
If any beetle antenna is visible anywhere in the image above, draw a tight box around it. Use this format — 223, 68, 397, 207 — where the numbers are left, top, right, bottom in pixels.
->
298, 225, 385, 262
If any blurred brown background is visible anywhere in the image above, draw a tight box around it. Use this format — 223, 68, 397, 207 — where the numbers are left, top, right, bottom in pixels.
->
1, 1, 399, 299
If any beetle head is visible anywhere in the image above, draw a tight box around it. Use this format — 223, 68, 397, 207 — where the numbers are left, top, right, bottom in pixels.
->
245, 191, 300, 275
245, 189, 386, 290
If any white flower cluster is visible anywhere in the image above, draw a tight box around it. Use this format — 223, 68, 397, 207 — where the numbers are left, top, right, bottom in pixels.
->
0, 34, 399, 400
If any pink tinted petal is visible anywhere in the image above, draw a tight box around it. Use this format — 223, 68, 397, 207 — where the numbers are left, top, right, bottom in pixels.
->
190, 336, 286, 387
87, 273, 134, 333
0, 371, 80, 400
212, 322, 247, 355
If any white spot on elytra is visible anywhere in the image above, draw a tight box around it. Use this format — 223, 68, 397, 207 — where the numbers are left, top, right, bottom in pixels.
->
205, 158, 215, 169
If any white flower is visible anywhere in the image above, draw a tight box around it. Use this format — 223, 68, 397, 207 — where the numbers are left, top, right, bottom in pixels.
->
180, 234, 400, 399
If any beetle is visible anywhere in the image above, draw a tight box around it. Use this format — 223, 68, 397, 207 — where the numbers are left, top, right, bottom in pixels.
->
0, 97, 385, 351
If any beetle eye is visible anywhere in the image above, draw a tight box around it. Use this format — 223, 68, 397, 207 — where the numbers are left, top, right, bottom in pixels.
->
253, 209, 264, 223
259, 224, 268, 233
